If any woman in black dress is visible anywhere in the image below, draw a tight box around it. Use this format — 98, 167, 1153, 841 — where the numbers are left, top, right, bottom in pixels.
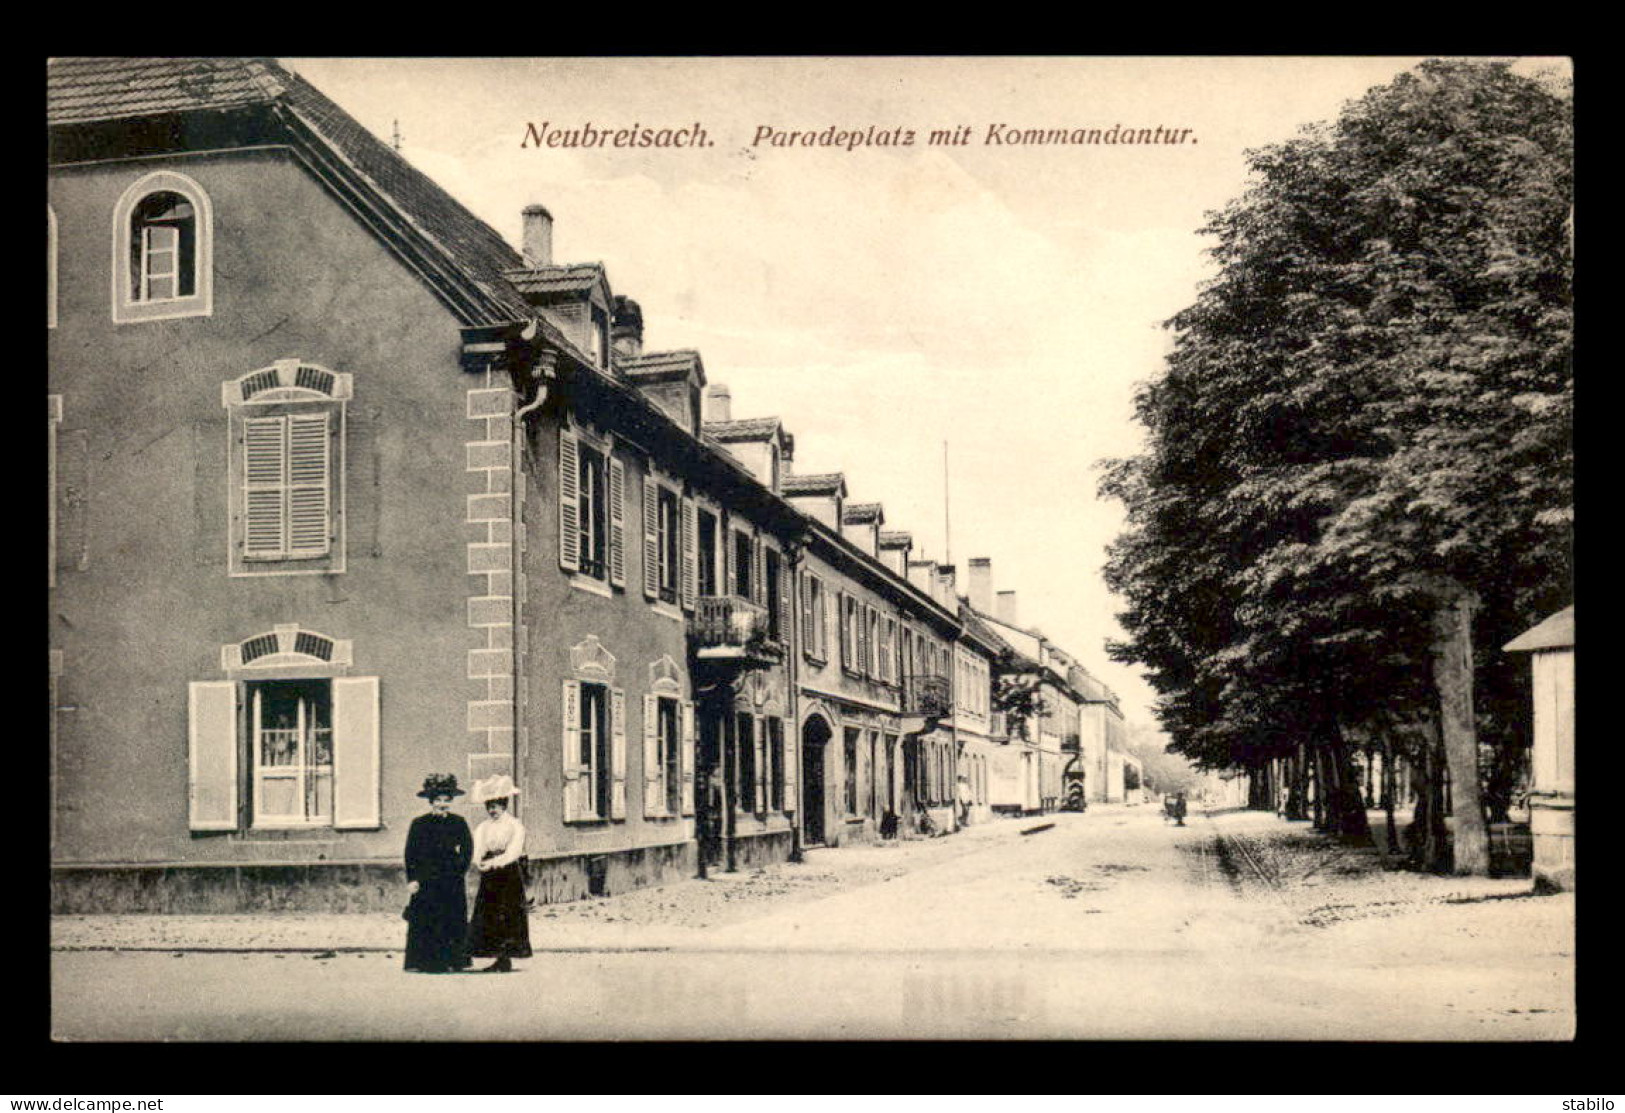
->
466, 773, 532, 973
402, 773, 474, 974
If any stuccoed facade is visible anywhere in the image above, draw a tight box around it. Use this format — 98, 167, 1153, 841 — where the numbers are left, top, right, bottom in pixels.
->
49, 57, 1131, 912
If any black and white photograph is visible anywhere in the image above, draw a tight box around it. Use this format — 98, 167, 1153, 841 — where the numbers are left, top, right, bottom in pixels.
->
46, 55, 1574, 1042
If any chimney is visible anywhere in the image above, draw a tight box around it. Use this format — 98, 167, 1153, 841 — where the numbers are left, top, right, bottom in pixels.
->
522, 204, 553, 268
968, 557, 994, 614
907, 558, 935, 593
706, 383, 732, 423
996, 590, 1019, 626
935, 564, 957, 608
611, 295, 643, 360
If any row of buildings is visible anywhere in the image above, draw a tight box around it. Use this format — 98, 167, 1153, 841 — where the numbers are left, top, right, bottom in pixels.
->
48, 57, 1136, 912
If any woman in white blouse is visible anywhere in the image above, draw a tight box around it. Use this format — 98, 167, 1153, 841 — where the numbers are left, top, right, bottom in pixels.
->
466, 774, 533, 973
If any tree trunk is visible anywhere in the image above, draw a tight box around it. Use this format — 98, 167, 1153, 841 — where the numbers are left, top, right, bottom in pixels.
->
1326, 726, 1374, 845
1380, 735, 1400, 856
1284, 748, 1308, 821
1309, 744, 1326, 830
1406, 717, 1451, 873
1428, 578, 1489, 876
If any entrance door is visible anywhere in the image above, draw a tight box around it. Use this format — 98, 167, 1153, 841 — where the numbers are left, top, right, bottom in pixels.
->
801, 716, 830, 845
696, 705, 724, 867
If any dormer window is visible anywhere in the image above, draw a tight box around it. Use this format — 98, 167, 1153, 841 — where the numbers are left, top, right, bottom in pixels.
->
112, 171, 213, 323
591, 305, 610, 368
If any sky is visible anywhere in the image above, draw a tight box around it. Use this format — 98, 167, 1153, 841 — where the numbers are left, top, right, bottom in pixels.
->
284, 56, 1459, 735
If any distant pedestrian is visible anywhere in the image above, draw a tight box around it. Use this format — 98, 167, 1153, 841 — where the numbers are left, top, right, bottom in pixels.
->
957, 775, 973, 827
402, 773, 474, 974
466, 774, 532, 974
1173, 791, 1188, 827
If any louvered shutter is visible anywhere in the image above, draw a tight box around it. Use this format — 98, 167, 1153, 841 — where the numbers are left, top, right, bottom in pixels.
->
680, 497, 697, 610
754, 537, 766, 606
782, 718, 798, 815
825, 584, 836, 662
642, 475, 659, 600
680, 701, 695, 816
561, 680, 581, 821
608, 456, 627, 587
188, 681, 238, 831
287, 413, 331, 556
643, 694, 662, 817
778, 555, 793, 646
332, 676, 380, 828
243, 417, 286, 558
610, 687, 627, 819
558, 430, 580, 573
801, 576, 816, 660
754, 714, 767, 813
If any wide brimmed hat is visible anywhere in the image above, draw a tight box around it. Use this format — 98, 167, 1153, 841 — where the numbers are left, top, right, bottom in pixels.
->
417, 773, 465, 799
472, 773, 521, 804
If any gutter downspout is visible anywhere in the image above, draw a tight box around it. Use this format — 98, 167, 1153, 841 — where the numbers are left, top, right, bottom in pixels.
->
786, 538, 805, 863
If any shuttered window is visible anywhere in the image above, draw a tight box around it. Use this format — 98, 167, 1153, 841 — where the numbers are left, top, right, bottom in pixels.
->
242, 413, 331, 560
187, 674, 379, 832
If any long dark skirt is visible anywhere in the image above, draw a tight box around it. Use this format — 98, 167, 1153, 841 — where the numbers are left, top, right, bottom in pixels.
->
403, 875, 472, 972
468, 861, 532, 958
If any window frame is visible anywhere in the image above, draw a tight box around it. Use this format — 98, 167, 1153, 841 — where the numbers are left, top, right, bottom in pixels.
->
577, 442, 609, 582
248, 677, 335, 830
111, 170, 213, 324
657, 485, 680, 604
224, 362, 350, 578
578, 681, 612, 820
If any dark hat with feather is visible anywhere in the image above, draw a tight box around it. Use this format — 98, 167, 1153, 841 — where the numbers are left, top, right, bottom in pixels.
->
417, 773, 465, 799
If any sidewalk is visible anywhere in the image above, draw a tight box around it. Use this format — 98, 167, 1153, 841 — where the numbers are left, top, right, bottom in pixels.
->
51, 807, 1048, 954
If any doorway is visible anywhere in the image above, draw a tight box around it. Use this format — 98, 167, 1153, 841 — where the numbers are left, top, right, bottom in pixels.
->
801, 714, 831, 845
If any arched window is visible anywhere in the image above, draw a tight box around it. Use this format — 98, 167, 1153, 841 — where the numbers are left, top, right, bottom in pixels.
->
111, 171, 212, 323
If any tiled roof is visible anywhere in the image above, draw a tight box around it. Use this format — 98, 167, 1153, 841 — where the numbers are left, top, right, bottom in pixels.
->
620, 350, 703, 379
503, 263, 606, 297
49, 57, 533, 325
783, 473, 845, 496
878, 529, 913, 548
843, 502, 884, 524
1504, 605, 1574, 653
47, 56, 286, 124
703, 417, 783, 442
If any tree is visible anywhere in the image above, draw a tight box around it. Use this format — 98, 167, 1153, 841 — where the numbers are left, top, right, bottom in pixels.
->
1101, 59, 1571, 874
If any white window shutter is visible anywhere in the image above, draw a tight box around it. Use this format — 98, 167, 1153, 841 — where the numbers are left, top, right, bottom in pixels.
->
243, 416, 286, 558
801, 576, 815, 659
610, 687, 628, 819
680, 496, 697, 611
608, 455, 626, 587
642, 475, 659, 600
778, 554, 792, 642
558, 429, 580, 573
754, 537, 766, 606
332, 675, 381, 828
681, 701, 695, 816
561, 679, 581, 822
287, 413, 331, 556
824, 584, 835, 661
187, 681, 238, 831
643, 693, 662, 817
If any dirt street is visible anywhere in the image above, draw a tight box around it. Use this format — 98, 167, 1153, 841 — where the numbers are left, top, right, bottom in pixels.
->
51, 806, 1574, 1041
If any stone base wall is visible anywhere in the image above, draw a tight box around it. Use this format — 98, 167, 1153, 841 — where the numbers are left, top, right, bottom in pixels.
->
53, 841, 701, 914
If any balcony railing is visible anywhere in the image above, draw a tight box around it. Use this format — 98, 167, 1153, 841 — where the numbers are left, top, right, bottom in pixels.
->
902, 673, 951, 719
689, 595, 783, 666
